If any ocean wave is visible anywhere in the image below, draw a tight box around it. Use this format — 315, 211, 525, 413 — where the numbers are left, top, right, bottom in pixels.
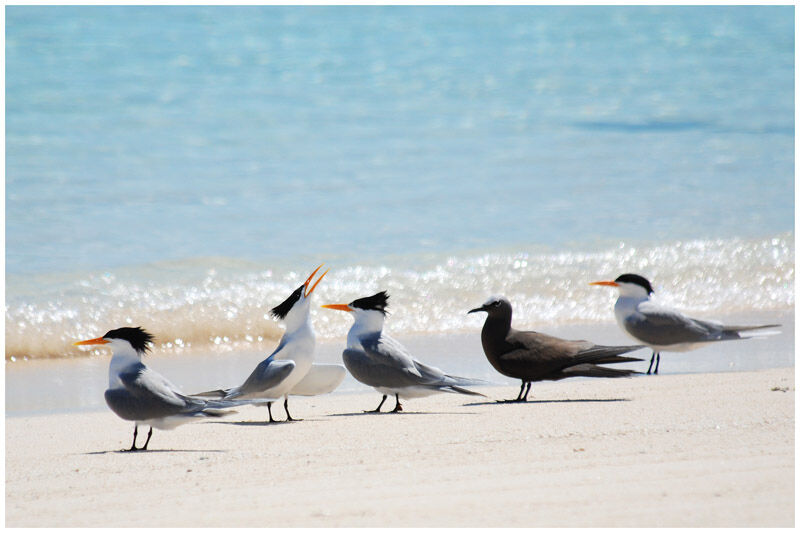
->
6, 233, 794, 360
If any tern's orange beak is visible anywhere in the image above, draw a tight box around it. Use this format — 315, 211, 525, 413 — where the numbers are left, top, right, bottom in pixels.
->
303, 264, 329, 298
590, 280, 619, 287
321, 304, 352, 312
72, 336, 110, 346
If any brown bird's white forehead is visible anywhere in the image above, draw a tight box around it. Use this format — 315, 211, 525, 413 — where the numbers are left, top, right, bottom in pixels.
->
614, 273, 654, 294
350, 291, 390, 314
103, 326, 154, 354
270, 285, 305, 320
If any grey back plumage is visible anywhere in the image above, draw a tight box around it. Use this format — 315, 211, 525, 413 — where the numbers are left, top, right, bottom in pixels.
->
105, 362, 232, 422
234, 356, 296, 398
344, 332, 480, 392
623, 305, 779, 346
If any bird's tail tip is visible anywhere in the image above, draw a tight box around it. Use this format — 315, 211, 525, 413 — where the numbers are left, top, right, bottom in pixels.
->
448, 384, 487, 397
201, 408, 237, 417
191, 388, 228, 399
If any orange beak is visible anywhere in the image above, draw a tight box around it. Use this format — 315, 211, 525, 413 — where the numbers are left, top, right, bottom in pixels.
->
72, 336, 110, 346
304, 264, 329, 298
590, 280, 619, 287
321, 303, 352, 312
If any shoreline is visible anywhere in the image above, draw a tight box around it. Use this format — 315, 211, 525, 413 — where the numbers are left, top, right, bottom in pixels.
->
6, 367, 794, 527
6, 309, 794, 417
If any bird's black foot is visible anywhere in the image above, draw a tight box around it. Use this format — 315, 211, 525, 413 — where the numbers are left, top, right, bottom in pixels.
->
366, 395, 388, 413
391, 394, 403, 412
283, 398, 301, 422
653, 353, 661, 375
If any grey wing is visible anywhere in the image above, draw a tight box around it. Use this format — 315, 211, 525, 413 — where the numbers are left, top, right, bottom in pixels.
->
235, 357, 296, 398
105, 363, 199, 421
343, 335, 425, 389
624, 302, 720, 345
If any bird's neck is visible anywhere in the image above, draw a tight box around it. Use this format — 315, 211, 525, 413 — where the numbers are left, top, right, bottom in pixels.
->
479, 312, 514, 368
614, 293, 648, 312
347, 311, 385, 349
108, 349, 141, 389
272, 316, 315, 362
283, 308, 312, 336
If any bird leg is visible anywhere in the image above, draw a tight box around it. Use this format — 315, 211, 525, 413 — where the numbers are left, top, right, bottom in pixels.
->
284, 397, 301, 421
365, 394, 387, 413
516, 381, 525, 400
498, 382, 530, 403
142, 427, 153, 450
521, 382, 532, 401
391, 394, 403, 412
128, 425, 139, 451
646, 352, 656, 375
266, 402, 276, 423
654, 352, 661, 375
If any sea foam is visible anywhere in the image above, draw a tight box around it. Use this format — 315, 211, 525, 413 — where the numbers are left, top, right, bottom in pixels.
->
6, 233, 793, 360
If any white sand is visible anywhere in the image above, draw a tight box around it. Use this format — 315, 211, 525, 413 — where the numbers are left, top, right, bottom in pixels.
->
5, 367, 794, 527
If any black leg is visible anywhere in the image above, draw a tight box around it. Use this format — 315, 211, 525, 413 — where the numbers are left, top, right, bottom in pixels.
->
366, 394, 387, 413
654, 352, 661, 375
267, 402, 276, 423
522, 382, 532, 401
646, 352, 655, 375
284, 397, 301, 421
516, 381, 525, 400
391, 394, 403, 412
128, 425, 139, 451
142, 427, 153, 450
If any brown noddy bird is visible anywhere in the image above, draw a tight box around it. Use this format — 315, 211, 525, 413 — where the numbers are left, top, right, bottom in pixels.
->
468, 296, 644, 402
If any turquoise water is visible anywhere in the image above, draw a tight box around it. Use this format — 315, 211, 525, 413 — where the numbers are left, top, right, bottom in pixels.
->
6, 6, 794, 358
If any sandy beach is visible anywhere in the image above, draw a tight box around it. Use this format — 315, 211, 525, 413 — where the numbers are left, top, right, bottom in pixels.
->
6, 366, 794, 527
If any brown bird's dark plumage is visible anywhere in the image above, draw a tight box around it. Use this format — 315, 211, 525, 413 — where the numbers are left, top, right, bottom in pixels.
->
469, 296, 644, 401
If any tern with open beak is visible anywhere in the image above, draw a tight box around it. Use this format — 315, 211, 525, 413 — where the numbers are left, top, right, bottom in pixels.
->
195, 265, 345, 421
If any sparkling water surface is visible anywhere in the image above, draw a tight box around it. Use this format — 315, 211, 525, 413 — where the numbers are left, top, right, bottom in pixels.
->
6, 6, 794, 359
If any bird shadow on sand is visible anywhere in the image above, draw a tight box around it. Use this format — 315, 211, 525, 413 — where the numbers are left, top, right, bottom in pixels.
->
207, 419, 306, 427
84, 448, 227, 455
464, 398, 631, 406
326, 410, 479, 418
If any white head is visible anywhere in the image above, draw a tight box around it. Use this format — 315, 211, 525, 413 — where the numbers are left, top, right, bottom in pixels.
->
591, 273, 654, 299
321, 290, 389, 334
73, 326, 154, 358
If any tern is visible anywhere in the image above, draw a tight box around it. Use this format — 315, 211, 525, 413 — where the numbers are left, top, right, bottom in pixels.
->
591, 273, 781, 374
468, 296, 643, 402
322, 291, 484, 413
195, 265, 345, 422
74, 327, 240, 451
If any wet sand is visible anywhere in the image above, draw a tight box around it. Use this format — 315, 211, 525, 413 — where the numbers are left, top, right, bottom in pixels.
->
5, 366, 794, 527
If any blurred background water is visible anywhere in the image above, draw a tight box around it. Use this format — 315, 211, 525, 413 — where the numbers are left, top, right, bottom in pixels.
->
6, 6, 794, 359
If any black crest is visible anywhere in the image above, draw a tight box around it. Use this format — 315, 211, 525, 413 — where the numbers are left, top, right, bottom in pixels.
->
103, 327, 154, 354
614, 273, 654, 294
270, 285, 304, 320
350, 291, 390, 315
